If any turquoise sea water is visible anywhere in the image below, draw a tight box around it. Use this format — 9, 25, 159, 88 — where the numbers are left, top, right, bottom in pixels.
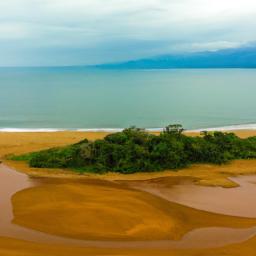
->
0, 68, 256, 131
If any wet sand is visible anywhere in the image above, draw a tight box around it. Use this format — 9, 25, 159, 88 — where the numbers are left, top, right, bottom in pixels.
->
1, 131, 256, 255
127, 175, 256, 218
1, 164, 256, 250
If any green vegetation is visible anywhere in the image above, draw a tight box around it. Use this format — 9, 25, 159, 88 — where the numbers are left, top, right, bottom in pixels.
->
11, 125, 256, 174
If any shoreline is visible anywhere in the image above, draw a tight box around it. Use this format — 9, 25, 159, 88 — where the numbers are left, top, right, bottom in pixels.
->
1, 123, 256, 133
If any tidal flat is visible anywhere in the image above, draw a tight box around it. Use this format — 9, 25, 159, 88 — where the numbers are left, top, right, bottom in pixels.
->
1, 131, 256, 255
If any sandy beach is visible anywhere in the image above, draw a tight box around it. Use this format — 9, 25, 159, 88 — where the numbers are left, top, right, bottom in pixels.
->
1, 130, 256, 255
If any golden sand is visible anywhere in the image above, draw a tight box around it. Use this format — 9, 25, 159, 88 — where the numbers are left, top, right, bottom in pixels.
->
1, 130, 256, 255
0, 131, 109, 158
1, 233, 256, 256
12, 179, 256, 242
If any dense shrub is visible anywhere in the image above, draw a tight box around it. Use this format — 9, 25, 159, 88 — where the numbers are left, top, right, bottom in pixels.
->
13, 125, 256, 174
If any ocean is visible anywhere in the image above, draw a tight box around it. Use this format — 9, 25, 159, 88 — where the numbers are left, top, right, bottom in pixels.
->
0, 67, 256, 132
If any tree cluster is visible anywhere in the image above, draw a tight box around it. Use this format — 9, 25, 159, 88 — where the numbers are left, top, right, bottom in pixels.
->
16, 125, 256, 174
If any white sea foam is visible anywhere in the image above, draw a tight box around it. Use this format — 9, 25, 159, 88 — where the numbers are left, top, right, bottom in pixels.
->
189, 123, 256, 132
76, 128, 124, 132
0, 128, 66, 133
1, 124, 256, 132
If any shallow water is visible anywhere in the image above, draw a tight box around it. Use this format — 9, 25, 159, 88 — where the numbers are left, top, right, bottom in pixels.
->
1, 164, 256, 249
128, 176, 256, 218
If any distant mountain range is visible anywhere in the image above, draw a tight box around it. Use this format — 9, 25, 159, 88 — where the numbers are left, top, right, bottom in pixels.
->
96, 46, 256, 69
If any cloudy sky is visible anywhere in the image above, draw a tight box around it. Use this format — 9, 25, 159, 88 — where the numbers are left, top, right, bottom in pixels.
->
1, 0, 256, 66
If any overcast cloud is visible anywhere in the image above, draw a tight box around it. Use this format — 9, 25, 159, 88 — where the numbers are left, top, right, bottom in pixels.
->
0, 0, 256, 66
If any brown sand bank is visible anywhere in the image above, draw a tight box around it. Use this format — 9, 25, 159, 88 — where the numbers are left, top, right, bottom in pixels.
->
12, 175, 256, 243
1, 235, 256, 256
1, 164, 256, 251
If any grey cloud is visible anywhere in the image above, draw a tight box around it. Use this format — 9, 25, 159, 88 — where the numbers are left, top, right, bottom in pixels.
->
0, 0, 256, 66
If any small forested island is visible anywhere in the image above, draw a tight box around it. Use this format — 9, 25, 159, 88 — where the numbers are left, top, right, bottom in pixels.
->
12, 125, 256, 174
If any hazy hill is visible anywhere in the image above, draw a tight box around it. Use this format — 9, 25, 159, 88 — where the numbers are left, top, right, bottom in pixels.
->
96, 46, 256, 69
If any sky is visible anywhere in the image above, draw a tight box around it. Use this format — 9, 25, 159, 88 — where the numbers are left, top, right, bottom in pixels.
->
1, 0, 256, 66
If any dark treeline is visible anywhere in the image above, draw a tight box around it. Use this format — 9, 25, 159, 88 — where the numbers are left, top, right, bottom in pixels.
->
14, 125, 256, 174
